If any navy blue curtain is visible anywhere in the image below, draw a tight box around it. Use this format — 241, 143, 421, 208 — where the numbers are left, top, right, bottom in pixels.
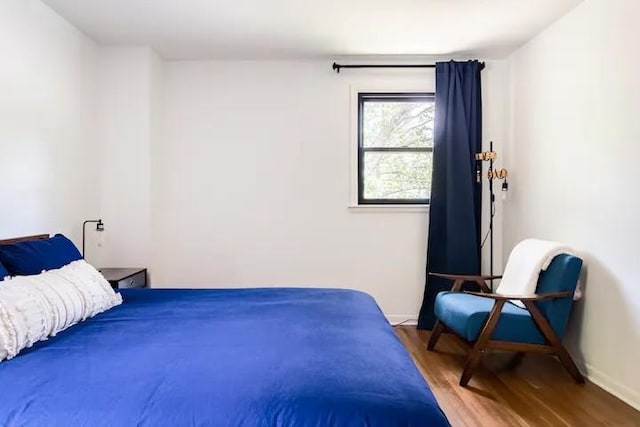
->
417, 60, 483, 330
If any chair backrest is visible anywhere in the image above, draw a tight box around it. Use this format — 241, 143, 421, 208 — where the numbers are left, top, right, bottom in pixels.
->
534, 254, 583, 338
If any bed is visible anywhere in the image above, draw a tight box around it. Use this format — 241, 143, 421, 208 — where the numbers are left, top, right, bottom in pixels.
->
0, 238, 449, 426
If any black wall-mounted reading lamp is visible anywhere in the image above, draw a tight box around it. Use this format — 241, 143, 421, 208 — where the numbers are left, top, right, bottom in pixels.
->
82, 219, 104, 258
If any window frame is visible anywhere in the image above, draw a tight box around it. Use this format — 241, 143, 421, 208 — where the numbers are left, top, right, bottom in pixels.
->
357, 92, 435, 205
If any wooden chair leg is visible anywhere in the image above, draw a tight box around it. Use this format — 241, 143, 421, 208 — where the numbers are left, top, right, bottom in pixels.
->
460, 300, 505, 386
427, 280, 462, 352
554, 345, 585, 383
427, 320, 445, 351
523, 301, 585, 384
460, 345, 484, 386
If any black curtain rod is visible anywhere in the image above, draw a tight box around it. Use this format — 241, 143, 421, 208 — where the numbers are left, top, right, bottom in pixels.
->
332, 62, 485, 73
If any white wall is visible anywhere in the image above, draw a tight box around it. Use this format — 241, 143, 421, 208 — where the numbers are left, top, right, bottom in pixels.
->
482, 61, 510, 278
0, 0, 99, 246
150, 59, 509, 321
506, 0, 640, 409
0, 0, 509, 324
92, 47, 159, 268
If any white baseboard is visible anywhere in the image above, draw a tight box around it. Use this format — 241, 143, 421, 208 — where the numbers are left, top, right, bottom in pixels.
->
385, 315, 418, 326
581, 362, 640, 411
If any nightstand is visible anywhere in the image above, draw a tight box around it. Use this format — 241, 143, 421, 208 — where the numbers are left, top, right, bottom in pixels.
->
99, 268, 147, 289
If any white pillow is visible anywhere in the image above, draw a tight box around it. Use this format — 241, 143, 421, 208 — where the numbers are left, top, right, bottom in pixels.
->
30, 260, 123, 321
0, 260, 123, 362
0, 279, 55, 360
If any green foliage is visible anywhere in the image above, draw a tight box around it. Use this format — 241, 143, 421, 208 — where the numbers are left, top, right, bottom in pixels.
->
362, 101, 434, 200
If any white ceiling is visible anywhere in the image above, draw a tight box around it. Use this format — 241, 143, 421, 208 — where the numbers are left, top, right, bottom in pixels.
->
42, 0, 583, 60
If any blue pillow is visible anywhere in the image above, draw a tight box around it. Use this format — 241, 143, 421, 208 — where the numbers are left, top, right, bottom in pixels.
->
0, 261, 9, 280
0, 234, 82, 276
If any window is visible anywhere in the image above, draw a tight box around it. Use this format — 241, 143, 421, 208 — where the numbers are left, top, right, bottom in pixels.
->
357, 93, 435, 205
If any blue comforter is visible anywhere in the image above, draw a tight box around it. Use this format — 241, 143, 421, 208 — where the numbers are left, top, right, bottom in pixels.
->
0, 288, 449, 426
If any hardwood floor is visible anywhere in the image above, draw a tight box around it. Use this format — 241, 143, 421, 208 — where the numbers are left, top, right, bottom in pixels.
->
395, 326, 640, 427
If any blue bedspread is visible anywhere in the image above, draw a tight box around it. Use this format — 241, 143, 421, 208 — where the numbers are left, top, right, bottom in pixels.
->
0, 288, 449, 426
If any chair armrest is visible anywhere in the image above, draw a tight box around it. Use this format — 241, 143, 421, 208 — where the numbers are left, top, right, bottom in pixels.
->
463, 291, 572, 301
429, 272, 503, 281
429, 272, 501, 293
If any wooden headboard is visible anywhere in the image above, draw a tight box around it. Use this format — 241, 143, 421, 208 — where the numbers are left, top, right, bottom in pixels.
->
0, 234, 50, 245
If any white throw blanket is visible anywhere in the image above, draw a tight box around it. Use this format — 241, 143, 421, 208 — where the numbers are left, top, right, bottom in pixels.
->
496, 239, 581, 308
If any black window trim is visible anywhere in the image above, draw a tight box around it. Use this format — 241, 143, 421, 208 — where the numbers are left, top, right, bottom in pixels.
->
357, 92, 435, 205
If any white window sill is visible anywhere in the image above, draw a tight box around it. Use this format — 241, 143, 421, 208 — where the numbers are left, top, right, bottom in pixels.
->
348, 204, 429, 213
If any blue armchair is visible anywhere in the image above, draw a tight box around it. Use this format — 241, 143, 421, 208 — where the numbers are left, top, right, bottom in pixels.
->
427, 254, 584, 386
